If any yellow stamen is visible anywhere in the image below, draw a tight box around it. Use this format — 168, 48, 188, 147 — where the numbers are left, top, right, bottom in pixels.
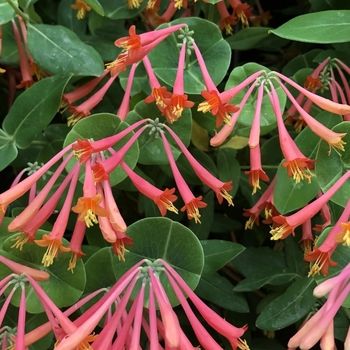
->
335, 222, 350, 246
328, 139, 346, 156
220, 188, 234, 206
245, 216, 255, 230
270, 223, 290, 241
84, 209, 98, 228
11, 233, 29, 251
288, 160, 313, 184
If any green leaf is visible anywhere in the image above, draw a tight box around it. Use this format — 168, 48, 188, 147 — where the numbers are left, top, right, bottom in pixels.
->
0, 22, 19, 64
2, 75, 71, 149
64, 113, 139, 186
27, 24, 104, 76
256, 277, 317, 330
0, 0, 17, 25
310, 0, 350, 11
315, 122, 350, 207
0, 230, 86, 313
85, 218, 204, 307
84, 0, 105, 16
226, 27, 271, 51
195, 273, 249, 313
97, 0, 147, 19
217, 148, 241, 198
225, 63, 286, 130
148, 17, 231, 94
270, 10, 350, 44
284, 236, 307, 276
58, 0, 88, 38
201, 239, 245, 275
126, 101, 192, 165
234, 267, 299, 292
0, 129, 18, 171
274, 162, 320, 215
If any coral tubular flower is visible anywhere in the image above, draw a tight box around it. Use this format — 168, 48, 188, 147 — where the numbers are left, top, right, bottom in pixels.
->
161, 132, 207, 223
68, 220, 86, 272
268, 83, 316, 184
270, 170, 350, 240
336, 222, 350, 246
71, 0, 91, 19
72, 160, 109, 227
67, 74, 118, 126
163, 42, 194, 123
245, 146, 269, 195
229, 0, 253, 27
217, 1, 237, 35
164, 125, 234, 205
275, 79, 347, 154
120, 160, 178, 216
274, 71, 350, 115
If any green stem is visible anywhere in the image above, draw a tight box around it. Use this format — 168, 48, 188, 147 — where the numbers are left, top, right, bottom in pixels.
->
6, 0, 31, 23
207, 4, 214, 22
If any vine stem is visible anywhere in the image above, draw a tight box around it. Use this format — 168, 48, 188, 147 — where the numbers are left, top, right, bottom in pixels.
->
6, 0, 31, 23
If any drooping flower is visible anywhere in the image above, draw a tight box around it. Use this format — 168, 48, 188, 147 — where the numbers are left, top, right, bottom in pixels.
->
288, 264, 350, 349
270, 170, 350, 240
161, 132, 207, 223
164, 124, 234, 205
228, 0, 254, 27
107, 23, 186, 76
71, 0, 91, 19
217, 1, 238, 35
162, 42, 195, 123
120, 160, 178, 216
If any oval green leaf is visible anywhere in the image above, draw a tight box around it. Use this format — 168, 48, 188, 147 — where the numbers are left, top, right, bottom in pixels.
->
97, 0, 147, 19
2, 75, 72, 149
226, 27, 271, 51
256, 277, 317, 330
315, 122, 350, 207
27, 24, 104, 76
64, 113, 140, 186
0, 0, 18, 25
85, 217, 204, 307
148, 17, 231, 94
270, 10, 350, 44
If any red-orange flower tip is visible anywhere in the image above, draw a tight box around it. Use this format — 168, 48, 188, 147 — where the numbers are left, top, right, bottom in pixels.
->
71, 0, 91, 19
72, 194, 109, 228
335, 222, 350, 246
72, 138, 92, 164
114, 25, 142, 61
270, 216, 294, 240
34, 235, 71, 267
304, 75, 323, 91
181, 196, 207, 224
281, 158, 316, 184
304, 247, 338, 276
154, 188, 178, 216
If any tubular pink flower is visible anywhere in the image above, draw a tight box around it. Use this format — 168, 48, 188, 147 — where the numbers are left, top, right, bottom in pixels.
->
243, 176, 276, 229
162, 42, 195, 123
34, 161, 81, 267
107, 24, 186, 76
120, 160, 178, 216
8, 153, 73, 232
67, 74, 118, 126
68, 220, 86, 273
300, 219, 314, 254
245, 146, 269, 195
248, 83, 264, 148
313, 263, 350, 298
305, 197, 350, 276
0, 256, 49, 281
117, 63, 137, 120
210, 80, 259, 146
0, 144, 72, 215
313, 192, 331, 232
149, 267, 181, 347
274, 71, 350, 115
15, 288, 26, 350
275, 79, 346, 153
12, 19, 34, 90
217, 1, 237, 35
164, 124, 233, 205
161, 259, 249, 350
268, 83, 316, 184
54, 266, 141, 350
161, 132, 207, 223
99, 125, 148, 174
270, 170, 350, 241
299, 282, 350, 349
